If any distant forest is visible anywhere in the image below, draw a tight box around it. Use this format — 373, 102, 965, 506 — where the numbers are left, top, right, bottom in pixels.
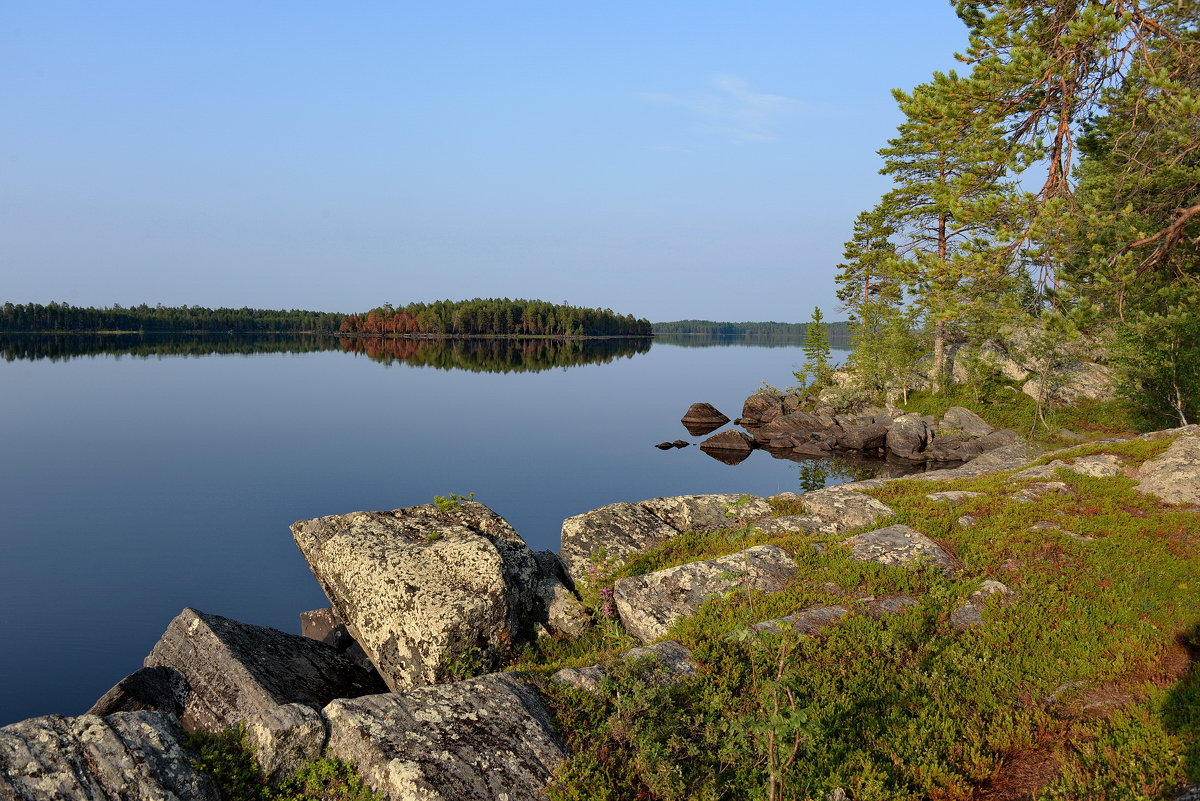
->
1, 299, 651, 337
339, 298, 652, 337
653, 319, 851, 347
0, 302, 342, 333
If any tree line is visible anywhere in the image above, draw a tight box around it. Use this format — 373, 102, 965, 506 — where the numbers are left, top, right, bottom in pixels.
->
0, 302, 342, 333
834, 0, 1199, 428
653, 319, 852, 347
339, 298, 652, 337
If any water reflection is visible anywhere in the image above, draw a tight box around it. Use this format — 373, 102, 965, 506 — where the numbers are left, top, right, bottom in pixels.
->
0, 333, 652, 373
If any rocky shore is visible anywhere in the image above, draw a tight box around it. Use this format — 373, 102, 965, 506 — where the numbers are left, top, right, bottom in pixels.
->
2, 423, 1197, 801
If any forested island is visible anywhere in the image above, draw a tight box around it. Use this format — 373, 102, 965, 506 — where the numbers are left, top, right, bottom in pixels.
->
654, 319, 851, 347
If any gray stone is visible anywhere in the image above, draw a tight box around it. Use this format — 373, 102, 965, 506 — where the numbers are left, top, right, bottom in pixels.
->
551, 641, 698, 692
639, 493, 774, 534
1068, 454, 1125, 478
940, 406, 995, 438
242, 703, 326, 780
323, 673, 566, 801
908, 441, 1042, 481
836, 422, 889, 451
86, 666, 188, 718
925, 491, 985, 504
699, 429, 756, 456
291, 502, 540, 693
842, 525, 957, 574
614, 545, 798, 643
144, 608, 384, 733
798, 485, 894, 533
756, 411, 834, 442
1023, 361, 1114, 403
0, 710, 219, 801
299, 607, 375, 673
886, 413, 932, 459
532, 551, 590, 639
1137, 432, 1200, 505
1010, 481, 1074, 503
957, 515, 979, 528
747, 605, 850, 636
1031, 521, 1093, 542
950, 580, 1011, 630
559, 501, 679, 588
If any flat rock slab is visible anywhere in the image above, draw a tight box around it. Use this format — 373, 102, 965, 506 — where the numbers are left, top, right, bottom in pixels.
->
745, 595, 918, 638
842, 525, 957, 574
551, 641, 698, 692
639, 493, 774, 534
614, 545, 797, 643
750, 514, 829, 536
926, 491, 986, 504
1137, 432, 1200, 505
799, 486, 894, 532
1010, 481, 1074, 503
144, 607, 384, 732
0, 710, 219, 801
908, 441, 1043, 482
1014, 453, 1125, 480
950, 580, 1011, 630
323, 673, 566, 801
291, 502, 540, 692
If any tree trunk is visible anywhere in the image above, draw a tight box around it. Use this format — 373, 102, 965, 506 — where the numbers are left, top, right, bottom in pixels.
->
932, 319, 946, 395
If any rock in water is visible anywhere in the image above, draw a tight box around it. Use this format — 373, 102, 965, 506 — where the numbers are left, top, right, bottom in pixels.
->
144, 608, 385, 732
681, 402, 730, 436
886, 413, 932, 459
740, 392, 784, 428
291, 501, 540, 692
0, 710, 219, 801
613, 545, 797, 642
699, 430, 755, 463
323, 673, 566, 801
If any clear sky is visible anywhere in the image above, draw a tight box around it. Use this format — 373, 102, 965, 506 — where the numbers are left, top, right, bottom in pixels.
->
2, 2, 970, 322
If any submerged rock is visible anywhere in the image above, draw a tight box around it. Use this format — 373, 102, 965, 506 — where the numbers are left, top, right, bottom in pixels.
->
0, 710, 219, 801
614, 545, 797, 643
323, 673, 566, 801
144, 607, 384, 732
291, 501, 540, 693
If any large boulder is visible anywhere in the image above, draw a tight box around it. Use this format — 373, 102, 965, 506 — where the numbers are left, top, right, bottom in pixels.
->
1022, 361, 1114, 403
144, 608, 384, 732
939, 406, 995, 438
291, 501, 540, 693
613, 545, 797, 643
836, 422, 889, 451
559, 502, 679, 588
86, 665, 189, 718
755, 411, 835, 443
0, 710, 219, 801
886, 413, 932, 459
323, 673, 566, 801
1137, 431, 1200, 505
242, 703, 327, 780
699, 430, 755, 462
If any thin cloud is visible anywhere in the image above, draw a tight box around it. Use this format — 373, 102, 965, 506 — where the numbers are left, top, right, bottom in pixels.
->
638, 75, 799, 142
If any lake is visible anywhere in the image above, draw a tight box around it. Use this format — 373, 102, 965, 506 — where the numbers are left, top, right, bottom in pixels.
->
0, 334, 861, 724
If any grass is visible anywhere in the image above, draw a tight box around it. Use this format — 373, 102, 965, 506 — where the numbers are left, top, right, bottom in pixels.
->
516, 432, 1200, 800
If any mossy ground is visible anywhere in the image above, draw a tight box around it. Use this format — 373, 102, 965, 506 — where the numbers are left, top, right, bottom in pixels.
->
513, 433, 1200, 800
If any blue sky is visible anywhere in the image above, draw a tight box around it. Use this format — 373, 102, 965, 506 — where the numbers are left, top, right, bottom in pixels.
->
2, 2, 969, 322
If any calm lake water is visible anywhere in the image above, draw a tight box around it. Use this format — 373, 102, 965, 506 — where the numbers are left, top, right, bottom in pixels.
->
0, 334, 854, 724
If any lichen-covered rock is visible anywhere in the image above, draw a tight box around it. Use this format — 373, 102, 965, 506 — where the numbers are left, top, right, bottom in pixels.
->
291, 502, 540, 693
639, 493, 774, 533
559, 501, 679, 587
925, 491, 985, 504
886, 413, 932, 459
614, 545, 797, 643
747, 605, 850, 637
1136, 432, 1200, 505
908, 441, 1042, 482
323, 673, 566, 801
144, 608, 384, 732
0, 710, 219, 801
1022, 361, 1114, 403
86, 665, 188, 718
749, 514, 829, 536
548, 664, 608, 693
798, 485, 894, 533
949, 580, 1011, 631
532, 551, 590, 638
842, 525, 957, 574
242, 703, 326, 780
1014, 453, 1125, 480
1010, 481, 1074, 503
